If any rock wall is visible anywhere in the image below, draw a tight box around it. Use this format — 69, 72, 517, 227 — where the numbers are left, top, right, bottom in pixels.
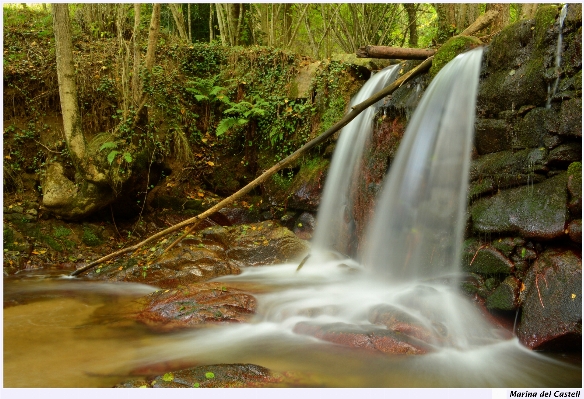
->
356, 4, 582, 352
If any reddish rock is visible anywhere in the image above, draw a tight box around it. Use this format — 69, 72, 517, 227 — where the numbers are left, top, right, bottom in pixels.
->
368, 304, 449, 345
134, 282, 257, 331
292, 212, 316, 240
293, 321, 432, 355
353, 116, 406, 252
518, 249, 582, 351
117, 363, 284, 388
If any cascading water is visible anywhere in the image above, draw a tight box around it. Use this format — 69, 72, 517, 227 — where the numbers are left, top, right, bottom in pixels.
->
117, 48, 581, 387
309, 64, 401, 258
546, 4, 569, 108
40, 48, 578, 387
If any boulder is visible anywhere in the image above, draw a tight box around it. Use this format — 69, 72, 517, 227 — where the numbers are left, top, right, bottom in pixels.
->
293, 321, 432, 355
462, 240, 514, 275
486, 276, 522, 311
470, 173, 568, 240
518, 249, 582, 351
134, 282, 256, 331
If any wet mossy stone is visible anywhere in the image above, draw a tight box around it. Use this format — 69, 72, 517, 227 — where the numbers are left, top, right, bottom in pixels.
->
474, 118, 510, 155
429, 35, 482, 78
486, 276, 521, 311
567, 162, 582, 215
471, 173, 568, 240
534, 6, 560, 49
558, 98, 582, 137
514, 107, 559, 149
518, 249, 582, 351
462, 240, 514, 275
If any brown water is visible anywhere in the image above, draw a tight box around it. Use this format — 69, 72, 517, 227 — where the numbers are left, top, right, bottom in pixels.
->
3, 270, 582, 388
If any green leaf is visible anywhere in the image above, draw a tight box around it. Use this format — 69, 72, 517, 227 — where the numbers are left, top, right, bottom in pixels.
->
107, 150, 119, 165
162, 372, 174, 382
205, 372, 215, 379
216, 118, 246, 136
123, 152, 133, 163
99, 141, 117, 151
193, 383, 200, 388
194, 94, 208, 102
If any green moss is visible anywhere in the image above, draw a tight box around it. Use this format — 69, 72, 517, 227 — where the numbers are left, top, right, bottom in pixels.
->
429, 35, 483, 77
82, 225, 104, 246
534, 5, 559, 47
567, 161, 582, 180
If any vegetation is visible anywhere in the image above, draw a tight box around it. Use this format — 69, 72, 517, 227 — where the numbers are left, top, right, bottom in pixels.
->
3, 3, 536, 221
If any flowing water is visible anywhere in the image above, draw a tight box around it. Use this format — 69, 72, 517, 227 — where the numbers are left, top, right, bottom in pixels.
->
310, 63, 400, 257
3, 49, 581, 388
546, 4, 569, 109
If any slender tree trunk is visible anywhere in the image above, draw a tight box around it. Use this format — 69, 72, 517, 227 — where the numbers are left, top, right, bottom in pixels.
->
209, 4, 214, 42
403, 3, 419, 47
169, 3, 188, 41
433, 3, 456, 43
145, 4, 160, 73
132, 4, 141, 105
52, 3, 87, 171
188, 3, 192, 42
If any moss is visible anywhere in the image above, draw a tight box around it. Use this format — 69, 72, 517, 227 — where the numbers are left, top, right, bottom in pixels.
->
429, 35, 483, 77
534, 5, 559, 48
567, 161, 582, 180
82, 225, 104, 246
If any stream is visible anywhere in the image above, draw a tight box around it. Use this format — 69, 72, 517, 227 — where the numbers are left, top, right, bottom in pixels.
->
3, 266, 581, 388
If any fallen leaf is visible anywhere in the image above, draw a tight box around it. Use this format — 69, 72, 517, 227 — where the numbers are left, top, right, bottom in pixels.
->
207, 161, 215, 166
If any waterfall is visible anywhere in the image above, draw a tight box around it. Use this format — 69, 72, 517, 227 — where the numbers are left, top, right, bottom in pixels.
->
309, 64, 400, 258
363, 48, 484, 283
546, 4, 568, 109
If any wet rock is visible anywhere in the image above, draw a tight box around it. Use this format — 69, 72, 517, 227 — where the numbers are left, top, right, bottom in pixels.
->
220, 221, 310, 267
368, 304, 444, 345
215, 206, 261, 226
558, 98, 582, 138
491, 237, 525, 257
513, 108, 559, 149
293, 321, 432, 355
134, 282, 256, 331
462, 240, 514, 275
293, 212, 316, 240
486, 276, 521, 311
474, 119, 510, 155
469, 148, 548, 197
567, 220, 581, 243
429, 35, 482, 77
286, 160, 329, 212
146, 363, 282, 388
567, 162, 582, 215
98, 239, 239, 288
279, 211, 297, 230
470, 173, 568, 240
547, 143, 582, 166
518, 249, 582, 351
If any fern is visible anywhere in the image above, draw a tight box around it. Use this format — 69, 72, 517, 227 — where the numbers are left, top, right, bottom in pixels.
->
216, 117, 248, 136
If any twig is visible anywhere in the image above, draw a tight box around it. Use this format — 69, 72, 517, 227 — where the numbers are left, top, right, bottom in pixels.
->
69, 55, 434, 277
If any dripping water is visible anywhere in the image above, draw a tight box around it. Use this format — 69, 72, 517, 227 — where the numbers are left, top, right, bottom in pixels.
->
546, 4, 569, 109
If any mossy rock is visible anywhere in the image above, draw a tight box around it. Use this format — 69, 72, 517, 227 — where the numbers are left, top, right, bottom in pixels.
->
534, 5, 560, 48
429, 35, 483, 77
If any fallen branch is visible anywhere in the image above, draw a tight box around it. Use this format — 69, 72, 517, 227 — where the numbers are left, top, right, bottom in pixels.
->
70, 56, 434, 277
357, 45, 436, 60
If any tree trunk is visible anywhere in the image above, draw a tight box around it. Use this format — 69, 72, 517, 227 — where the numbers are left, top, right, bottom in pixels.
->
46, 4, 114, 220
520, 4, 539, 20
486, 3, 510, 34
433, 3, 456, 44
52, 4, 87, 172
357, 45, 436, 60
145, 4, 160, 73
403, 3, 419, 48
132, 4, 141, 105
169, 4, 188, 41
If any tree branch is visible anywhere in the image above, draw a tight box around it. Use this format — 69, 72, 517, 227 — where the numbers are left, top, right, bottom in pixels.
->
69, 56, 434, 277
